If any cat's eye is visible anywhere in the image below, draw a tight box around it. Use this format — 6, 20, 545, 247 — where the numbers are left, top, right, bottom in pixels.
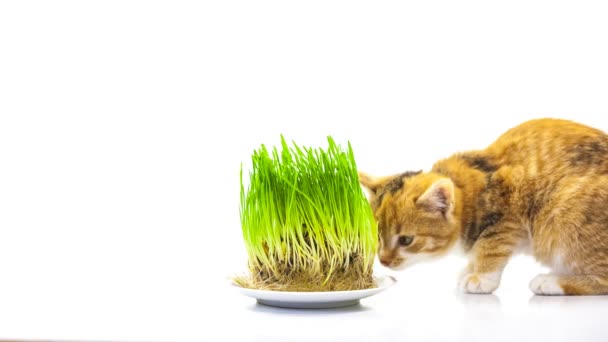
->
398, 235, 414, 246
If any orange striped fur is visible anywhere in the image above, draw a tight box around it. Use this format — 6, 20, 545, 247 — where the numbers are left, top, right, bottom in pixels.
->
360, 119, 608, 295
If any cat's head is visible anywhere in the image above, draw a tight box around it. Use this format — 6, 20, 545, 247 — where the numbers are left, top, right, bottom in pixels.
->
359, 171, 461, 270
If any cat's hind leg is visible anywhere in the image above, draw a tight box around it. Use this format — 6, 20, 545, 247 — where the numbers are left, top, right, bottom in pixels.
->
530, 274, 608, 295
530, 175, 608, 295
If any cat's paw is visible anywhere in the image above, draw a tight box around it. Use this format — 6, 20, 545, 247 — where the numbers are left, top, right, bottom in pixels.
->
529, 274, 564, 295
459, 272, 500, 294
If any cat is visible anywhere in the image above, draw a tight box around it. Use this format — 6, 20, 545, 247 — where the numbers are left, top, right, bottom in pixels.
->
359, 118, 608, 295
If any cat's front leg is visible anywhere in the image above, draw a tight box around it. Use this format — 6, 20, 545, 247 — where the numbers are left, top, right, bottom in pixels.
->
459, 269, 503, 294
459, 220, 525, 294
458, 262, 473, 284
458, 262, 501, 293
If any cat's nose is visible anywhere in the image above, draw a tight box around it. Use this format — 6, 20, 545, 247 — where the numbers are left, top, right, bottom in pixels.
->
379, 257, 391, 266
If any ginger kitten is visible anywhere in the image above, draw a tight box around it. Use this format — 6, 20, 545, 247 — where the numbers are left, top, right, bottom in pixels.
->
360, 118, 608, 295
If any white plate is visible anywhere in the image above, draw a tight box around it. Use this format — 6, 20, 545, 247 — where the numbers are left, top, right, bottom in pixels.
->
233, 276, 396, 309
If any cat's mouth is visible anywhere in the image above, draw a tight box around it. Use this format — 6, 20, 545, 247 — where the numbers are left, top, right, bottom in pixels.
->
384, 257, 407, 270
382, 252, 436, 270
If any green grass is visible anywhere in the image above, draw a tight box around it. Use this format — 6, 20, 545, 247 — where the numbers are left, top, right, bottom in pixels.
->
236, 136, 377, 291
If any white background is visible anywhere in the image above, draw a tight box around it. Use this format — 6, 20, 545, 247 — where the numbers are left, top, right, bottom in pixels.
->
1, 1, 608, 341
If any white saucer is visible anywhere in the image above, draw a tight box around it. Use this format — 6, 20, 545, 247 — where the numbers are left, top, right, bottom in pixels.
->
234, 275, 396, 309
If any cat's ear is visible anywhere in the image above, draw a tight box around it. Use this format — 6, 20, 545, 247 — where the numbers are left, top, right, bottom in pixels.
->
416, 178, 455, 218
358, 171, 381, 195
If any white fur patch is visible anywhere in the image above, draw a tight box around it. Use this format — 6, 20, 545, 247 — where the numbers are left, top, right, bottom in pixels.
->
530, 274, 564, 295
459, 271, 501, 294
390, 251, 435, 270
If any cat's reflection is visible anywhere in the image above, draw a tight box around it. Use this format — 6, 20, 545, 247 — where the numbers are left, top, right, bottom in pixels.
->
456, 292, 503, 321
529, 294, 608, 308
457, 293, 502, 306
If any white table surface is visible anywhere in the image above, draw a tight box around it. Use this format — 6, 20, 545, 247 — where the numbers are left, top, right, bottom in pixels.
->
1, 256, 606, 342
